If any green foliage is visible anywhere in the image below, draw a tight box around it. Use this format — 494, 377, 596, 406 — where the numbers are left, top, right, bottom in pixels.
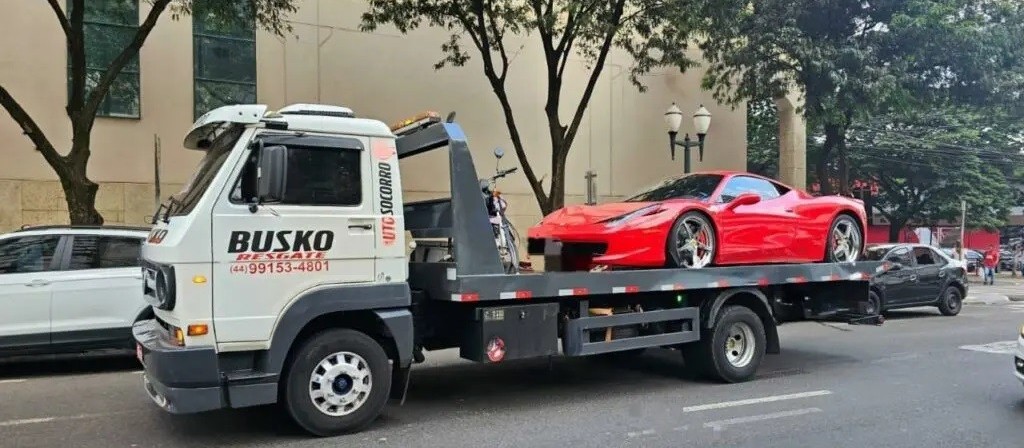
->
695, 0, 1024, 194
843, 106, 1024, 234
359, 0, 705, 213
170, 0, 297, 36
745, 97, 779, 178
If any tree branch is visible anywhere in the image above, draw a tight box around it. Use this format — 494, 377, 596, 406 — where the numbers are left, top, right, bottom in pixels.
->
79, 0, 173, 140
0, 84, 64, 170
483, 0, 511, 80
454, 2, 547, 208
562, 0, 626, 151
67, 0, 86, 117
46, 0, 71, 36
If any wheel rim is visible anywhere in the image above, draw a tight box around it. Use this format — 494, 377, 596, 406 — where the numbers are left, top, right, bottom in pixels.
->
947, 289, 961, 311
675, 216, 714, 268
830, 219, 861, 262
309, 351, 372, 417
724, 322, 756, 368
866, 295, 879, 315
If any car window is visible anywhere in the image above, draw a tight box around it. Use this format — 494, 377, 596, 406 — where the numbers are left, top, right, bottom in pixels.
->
884, 246, 914, 266
0, 236, 61, 274
67, 235, 143, 270
624, 173, 723, 202
719, 176, 782, 202
913, 247, 938, 265
927, 248, 948, 266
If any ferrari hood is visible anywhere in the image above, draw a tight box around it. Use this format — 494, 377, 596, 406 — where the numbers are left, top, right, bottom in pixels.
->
540, 202, 657, 226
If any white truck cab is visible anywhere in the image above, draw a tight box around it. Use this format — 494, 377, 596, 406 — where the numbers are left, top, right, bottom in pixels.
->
135, 104, 420, 433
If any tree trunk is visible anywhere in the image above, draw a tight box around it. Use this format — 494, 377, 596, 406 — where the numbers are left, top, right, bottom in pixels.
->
888, 221, 905, 243
836, 129, 850, 196
817, 123, 843, 195
544, 147, 569, 214
60, 135, 103, 225
60, 174, 103, 225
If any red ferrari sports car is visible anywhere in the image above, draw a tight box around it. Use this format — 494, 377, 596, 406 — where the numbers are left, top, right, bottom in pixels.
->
527, 171, 867, 270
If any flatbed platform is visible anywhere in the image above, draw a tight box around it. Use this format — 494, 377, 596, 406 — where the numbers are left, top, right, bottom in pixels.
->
410, 261, 888, 302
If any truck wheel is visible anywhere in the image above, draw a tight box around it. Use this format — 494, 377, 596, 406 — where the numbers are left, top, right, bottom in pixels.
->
682, 306, 765, 383
282, 329, 392, 437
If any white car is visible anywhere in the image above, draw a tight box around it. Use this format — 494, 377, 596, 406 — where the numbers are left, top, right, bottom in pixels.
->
0, 225, 152, 357
1016, 324, 1024, 386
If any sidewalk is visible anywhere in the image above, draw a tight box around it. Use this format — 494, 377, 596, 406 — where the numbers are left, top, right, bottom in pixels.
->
964, 272, 1024, 304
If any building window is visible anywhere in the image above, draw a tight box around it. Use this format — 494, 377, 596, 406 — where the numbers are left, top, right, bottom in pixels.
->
69, 0, 141, 118
193, 0, 257, 120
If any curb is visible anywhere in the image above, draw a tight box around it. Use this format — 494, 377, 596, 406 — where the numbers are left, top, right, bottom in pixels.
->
963, 293, 1016, 305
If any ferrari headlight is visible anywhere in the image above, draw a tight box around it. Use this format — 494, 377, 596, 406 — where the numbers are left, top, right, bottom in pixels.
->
603, 205, 662, 228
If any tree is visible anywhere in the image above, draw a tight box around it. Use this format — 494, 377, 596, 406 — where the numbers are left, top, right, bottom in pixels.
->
0, 0, 297, 224
695, 0, 1024, 195
360, 1, 703, 214
844, 106, 1024, 242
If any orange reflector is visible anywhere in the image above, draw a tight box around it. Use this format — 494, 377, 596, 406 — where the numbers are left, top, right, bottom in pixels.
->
192, 275, 207, 284
389, 111, 440, 132
173, 328, 185, 346
187, 324, 209, 336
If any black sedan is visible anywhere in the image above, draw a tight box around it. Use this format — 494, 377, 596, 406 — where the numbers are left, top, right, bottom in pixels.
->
863, 243, 969, 316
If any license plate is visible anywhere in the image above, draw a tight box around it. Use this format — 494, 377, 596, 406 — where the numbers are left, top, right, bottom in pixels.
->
136, 343, 144, 365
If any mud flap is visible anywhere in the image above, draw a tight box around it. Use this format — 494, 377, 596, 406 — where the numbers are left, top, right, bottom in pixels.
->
390, 365, 412, 404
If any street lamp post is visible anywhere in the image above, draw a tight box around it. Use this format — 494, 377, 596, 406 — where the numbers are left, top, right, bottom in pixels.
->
665, 103, 712, 173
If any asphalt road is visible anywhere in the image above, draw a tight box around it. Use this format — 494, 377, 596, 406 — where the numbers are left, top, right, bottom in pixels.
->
3, 303, 1024, 448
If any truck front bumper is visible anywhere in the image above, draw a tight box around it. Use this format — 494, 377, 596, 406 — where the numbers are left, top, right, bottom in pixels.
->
133, 319, 225, 414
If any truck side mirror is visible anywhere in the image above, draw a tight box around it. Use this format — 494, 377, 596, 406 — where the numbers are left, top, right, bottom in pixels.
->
257, 145, 288, 205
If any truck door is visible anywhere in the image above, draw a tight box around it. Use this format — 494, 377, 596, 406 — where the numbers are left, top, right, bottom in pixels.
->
210, 133, 377, 343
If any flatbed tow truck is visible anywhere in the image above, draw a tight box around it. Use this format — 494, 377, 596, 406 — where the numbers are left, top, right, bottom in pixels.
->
133, 103, 886, 437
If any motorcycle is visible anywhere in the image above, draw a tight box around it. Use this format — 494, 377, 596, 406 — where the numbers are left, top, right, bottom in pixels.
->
480, 147, 522, 274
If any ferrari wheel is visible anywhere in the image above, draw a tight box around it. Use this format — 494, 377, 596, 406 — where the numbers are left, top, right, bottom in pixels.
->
667, 211, 716, 269
826, 214, 862, 263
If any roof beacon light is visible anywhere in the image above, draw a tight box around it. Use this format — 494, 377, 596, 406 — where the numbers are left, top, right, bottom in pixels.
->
390, 111, 441, 135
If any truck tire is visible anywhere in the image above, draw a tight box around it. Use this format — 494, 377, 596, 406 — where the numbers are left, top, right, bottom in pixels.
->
282, 329, 392, 437
682, 305, 765, 383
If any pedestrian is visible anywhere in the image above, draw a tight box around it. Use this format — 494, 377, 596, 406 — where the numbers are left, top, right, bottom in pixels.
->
1012, 245, 1022, 278
952, 240, 966, 263
982, 245, 999, 285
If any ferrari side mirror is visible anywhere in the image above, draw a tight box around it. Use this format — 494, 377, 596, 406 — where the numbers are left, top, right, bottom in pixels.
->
725, 193, 760, 210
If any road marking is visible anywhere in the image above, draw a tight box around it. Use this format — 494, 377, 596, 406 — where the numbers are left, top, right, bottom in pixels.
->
0, 379, 27, 385
682, 390, 832, 413
0, 411, 132, 427
960, 341, 1019, 355
703, 407, 823, 432
626, 429, 656, 438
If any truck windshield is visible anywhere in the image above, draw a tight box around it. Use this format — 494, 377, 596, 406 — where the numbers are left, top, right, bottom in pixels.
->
624, 173, 723, 202
167, 126, 245, 217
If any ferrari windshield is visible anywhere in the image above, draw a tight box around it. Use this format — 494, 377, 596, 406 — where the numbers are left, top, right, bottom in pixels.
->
624, 173, 723, 202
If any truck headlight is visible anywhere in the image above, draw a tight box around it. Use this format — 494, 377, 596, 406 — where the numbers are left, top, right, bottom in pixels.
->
144, 264, 177, 310
1019, 324, 1024, 338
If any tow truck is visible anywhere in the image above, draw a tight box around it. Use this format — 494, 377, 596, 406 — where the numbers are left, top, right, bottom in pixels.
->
133, 103, 886, 437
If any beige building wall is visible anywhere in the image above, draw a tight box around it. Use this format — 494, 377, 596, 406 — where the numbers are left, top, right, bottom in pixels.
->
0, 0, 747, 234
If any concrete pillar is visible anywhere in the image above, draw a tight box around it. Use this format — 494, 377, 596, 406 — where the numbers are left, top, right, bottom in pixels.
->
775, 91, 807, 189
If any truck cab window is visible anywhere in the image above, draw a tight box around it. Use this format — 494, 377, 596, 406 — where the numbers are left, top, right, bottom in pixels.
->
284, 146, 362, 206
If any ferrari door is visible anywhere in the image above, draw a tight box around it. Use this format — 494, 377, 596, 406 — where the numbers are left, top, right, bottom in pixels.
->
713, 175, 796, 264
